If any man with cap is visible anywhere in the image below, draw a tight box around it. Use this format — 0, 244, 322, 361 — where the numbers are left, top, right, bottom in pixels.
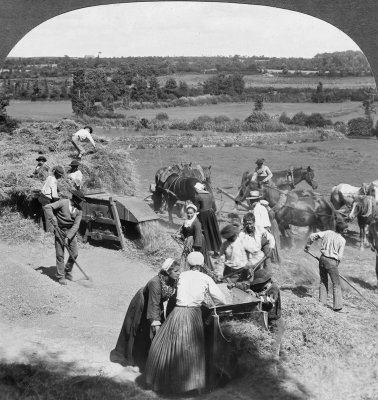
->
220, 221, 275, 281
30, 155, 49, 180
44, 190, 85, 285
305, 221, 348, 312
38, 165, 65, 232
251, 159, 273, 187
68, 160, 83, 190
71, 126, 96, 159
231, 266, 284, 360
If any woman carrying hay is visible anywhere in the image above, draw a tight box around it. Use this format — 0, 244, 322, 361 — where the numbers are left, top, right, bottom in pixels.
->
194, 182, 222, 255
110, 259, 180, 371
145, 252, 226, 395
176, 203, 212, 271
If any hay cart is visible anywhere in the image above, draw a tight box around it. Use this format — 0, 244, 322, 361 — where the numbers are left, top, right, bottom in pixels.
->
82, 192, 159, 250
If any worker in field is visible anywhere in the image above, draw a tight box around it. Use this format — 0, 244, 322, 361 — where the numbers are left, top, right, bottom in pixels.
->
43, 190, 85, 285
68, 160, 83, 190
304, 221, 348, 313
30, 155, 50, 180
71, 125, 96, 159
251, 158, 273, 187
229, 266, 285, 361
219, 217, 275, 281
245, 192, 281, 264
37, 165, 65, 232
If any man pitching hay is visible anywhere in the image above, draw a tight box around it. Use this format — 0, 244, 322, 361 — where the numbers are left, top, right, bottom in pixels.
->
44, 190, 85, 285
71, 125, 96, 159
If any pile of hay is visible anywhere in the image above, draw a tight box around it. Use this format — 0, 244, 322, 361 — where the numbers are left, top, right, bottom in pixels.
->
0, 120, 136, 209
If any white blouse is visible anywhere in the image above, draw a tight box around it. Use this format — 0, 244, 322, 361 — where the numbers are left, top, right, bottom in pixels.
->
176, 270, 226, 307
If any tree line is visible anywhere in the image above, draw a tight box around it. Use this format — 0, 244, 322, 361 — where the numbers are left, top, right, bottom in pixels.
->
1, 50, 371, 80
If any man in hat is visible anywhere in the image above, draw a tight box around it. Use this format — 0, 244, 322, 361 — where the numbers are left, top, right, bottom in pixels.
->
30, 155, 49, 180
71, 126, 96, 159
68, 160, 83, 190
304, 221, 348, 312
251, 159, 273, 187
220, 221, 275, 281
38, 165, 65, 232
231, 266, 284, 360
44, 190, 85, 285
246, 190, 271, 230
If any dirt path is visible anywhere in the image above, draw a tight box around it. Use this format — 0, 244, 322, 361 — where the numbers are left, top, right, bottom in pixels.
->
0, 240, 156, 384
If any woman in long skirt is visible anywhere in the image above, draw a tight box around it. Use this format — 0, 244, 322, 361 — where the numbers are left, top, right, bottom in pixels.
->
110, 259, 180, 371
194, 182, 222, 254
145, 252, 226, 394
177, 203, 212, 271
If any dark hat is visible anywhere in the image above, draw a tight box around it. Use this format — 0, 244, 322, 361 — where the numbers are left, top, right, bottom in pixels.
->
256, 158, 265, 164
70, 189, 86, 203
36, 155, 47, 162
69, 160, 80, 167
250, 266, 272, 286
243, 212, 255, 224
53, 165, 65, 176
83, 125, 93, 134
220, 224, 240, 239
336, 221, 348, 233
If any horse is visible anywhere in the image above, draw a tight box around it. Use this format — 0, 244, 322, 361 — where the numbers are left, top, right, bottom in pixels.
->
367, 218, 378, 288
349, 195, 376, 251
152, 176, 215, 224
237, 182, 343, 247
154, 163, 212, 187
236, 166, 318, 201
330, 182, 375, 209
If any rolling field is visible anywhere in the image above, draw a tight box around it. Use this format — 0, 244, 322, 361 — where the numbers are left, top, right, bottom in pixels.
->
158, 73, 376, 88
7, 99, 372, 124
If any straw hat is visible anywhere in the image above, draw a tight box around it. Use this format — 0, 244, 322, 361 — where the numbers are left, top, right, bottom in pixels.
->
53, 165, 65, 176
194, 182, 208, 193
161, 258, 175, 272
187, 252, 204, 267
246, 190, 262, 200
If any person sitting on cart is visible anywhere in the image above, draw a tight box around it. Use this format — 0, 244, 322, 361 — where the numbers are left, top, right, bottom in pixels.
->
230, 266, 285, 361
219, 218, 275, 282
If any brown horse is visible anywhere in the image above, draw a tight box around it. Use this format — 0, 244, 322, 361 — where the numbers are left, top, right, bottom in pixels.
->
237, 166, 318, 200
237, 182, 342, 246
349, 195, 376, 251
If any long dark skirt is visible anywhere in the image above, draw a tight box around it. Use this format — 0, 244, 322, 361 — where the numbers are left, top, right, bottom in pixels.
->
145, 307, 205, 394
180, 235, 213, 272
111, 288, 151, 371
198, 209, 222, 253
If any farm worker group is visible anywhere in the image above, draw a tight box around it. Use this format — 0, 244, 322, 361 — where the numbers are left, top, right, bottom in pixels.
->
27, 146, 352, 395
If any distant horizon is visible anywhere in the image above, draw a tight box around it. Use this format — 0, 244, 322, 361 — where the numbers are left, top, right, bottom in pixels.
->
5, 50, 362, 60
8, 3, 361, 58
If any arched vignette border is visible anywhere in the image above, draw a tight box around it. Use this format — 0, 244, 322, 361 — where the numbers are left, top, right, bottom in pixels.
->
0, 0, 377, 85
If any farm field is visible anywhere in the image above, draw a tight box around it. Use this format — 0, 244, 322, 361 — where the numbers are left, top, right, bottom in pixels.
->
7, 99, 372, 124
132, 137, 378, 201
158, 73, 376, 88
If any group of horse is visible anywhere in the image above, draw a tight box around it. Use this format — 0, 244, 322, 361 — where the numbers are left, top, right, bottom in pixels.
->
149, 162, 378, 285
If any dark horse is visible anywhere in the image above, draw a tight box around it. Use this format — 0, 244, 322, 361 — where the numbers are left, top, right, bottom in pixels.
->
237, 181, 343, 247
236, 166, 318, 200
152, 176, 215, 224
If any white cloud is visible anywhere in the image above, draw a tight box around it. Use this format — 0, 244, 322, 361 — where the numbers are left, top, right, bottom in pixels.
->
8, 2, 361, 58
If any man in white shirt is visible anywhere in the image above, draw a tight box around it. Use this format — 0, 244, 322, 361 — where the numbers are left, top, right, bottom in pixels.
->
246, 190, 271, 230
68, 160, 83, 189
38, 165, 64, 232
305, 221, 348, 312
71, 126, 96, 159
220, 222, 275, 280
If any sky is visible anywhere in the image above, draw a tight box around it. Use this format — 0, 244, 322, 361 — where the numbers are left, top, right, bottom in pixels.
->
8, 2, 361, 58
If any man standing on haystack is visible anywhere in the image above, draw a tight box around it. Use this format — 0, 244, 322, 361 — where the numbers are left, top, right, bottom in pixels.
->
71, 126, 96, 159
44, 190, 85, 285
